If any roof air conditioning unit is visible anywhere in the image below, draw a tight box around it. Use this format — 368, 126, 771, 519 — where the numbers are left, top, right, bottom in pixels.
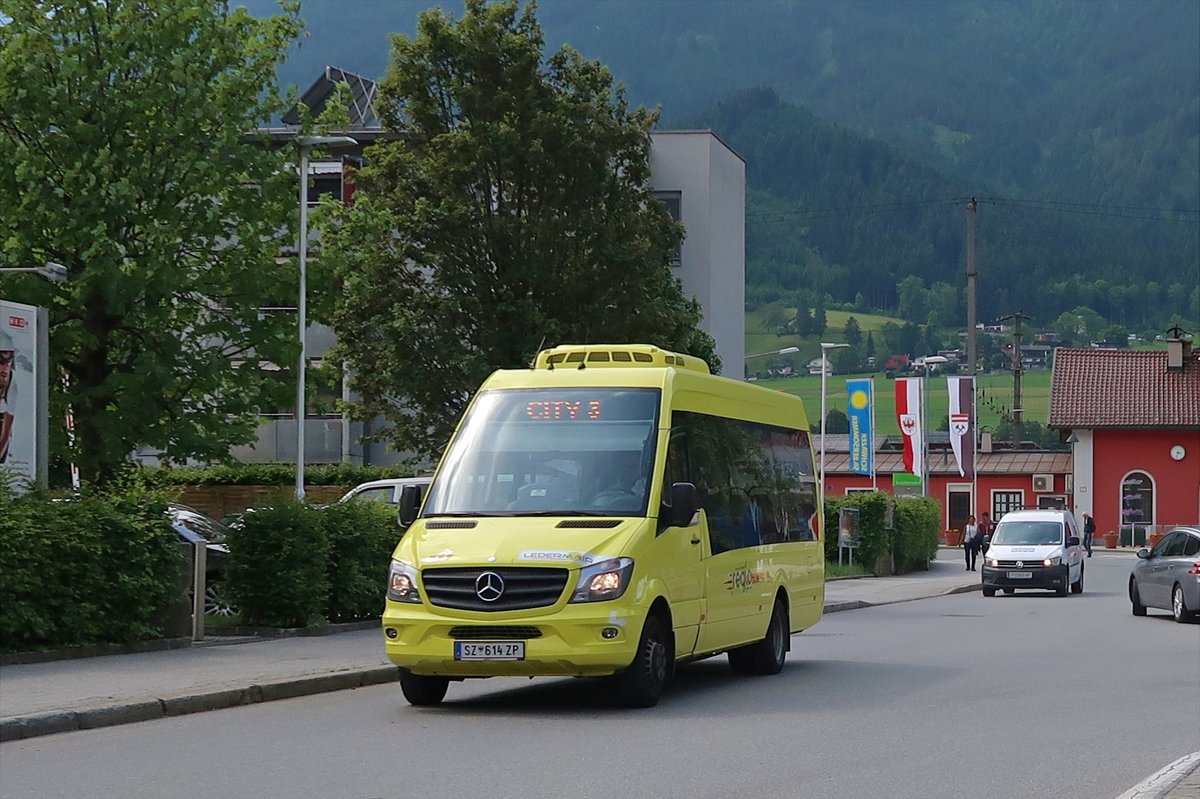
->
1032, 474, 1054, 493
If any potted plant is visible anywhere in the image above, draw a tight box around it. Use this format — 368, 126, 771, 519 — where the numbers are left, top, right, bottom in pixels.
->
1103, 530, 1120, 549
1148, 530, 1165, 548
944, 527, 963, 547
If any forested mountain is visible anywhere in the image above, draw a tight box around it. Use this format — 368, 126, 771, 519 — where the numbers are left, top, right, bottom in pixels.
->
245, 0, 1200, 328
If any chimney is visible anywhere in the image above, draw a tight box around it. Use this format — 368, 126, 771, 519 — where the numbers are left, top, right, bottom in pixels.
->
1165, 326, 1193, 371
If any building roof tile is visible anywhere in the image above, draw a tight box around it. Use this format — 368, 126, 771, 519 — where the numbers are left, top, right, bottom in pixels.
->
1049, 348, 1200, 428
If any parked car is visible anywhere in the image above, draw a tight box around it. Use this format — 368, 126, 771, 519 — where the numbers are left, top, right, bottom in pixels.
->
1129, 526, 1200, 623
168, 504, 237, 617
340, 476, 433, 506
980, 508, 1085, 597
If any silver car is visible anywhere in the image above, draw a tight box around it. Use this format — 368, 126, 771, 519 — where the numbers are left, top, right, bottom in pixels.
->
340, 476, 433, 506
1129, 526, 1200, 623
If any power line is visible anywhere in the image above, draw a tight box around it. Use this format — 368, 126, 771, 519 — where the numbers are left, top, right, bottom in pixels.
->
746, 195, 1200, 224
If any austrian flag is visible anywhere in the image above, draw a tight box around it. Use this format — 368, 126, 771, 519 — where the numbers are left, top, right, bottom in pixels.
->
894, 377, 923, 477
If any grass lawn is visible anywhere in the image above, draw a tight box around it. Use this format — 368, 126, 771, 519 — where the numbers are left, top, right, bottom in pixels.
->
745, 307, 904, 367
757, 369, 1052, 436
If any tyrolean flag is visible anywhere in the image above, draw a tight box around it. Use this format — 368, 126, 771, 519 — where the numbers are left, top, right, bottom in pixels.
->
894, 377, 923, 477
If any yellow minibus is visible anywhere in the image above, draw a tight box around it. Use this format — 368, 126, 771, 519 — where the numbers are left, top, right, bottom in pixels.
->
384, 344, 824, 707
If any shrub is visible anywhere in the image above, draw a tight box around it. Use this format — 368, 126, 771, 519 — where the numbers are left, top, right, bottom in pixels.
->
225, 501, 329, 628
321, 500, 401, 623
823, 491, 940, 575
135, 462, 421, 488
0, 485, 185, 652
893, 497, 941, 572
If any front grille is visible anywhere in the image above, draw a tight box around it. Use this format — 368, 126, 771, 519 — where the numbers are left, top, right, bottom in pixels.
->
448, 626, 543, 640
421, 567, 569, 611
425, 520, 477, 529
995, 559, 1049, 569
556, 519, 621, 529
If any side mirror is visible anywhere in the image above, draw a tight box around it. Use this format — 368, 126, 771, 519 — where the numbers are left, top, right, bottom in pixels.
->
660, 482, 698, 530
1066, 536, 1080, 547
1136, 548, 1151, 559
398, 484, 422, 529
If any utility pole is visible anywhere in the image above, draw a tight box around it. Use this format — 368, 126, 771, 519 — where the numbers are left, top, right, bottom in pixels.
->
998, 310, 1032, 426
965, 198, 978, 378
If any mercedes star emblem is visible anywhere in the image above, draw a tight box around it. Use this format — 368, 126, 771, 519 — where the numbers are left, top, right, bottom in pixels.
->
475, 571, 505, 602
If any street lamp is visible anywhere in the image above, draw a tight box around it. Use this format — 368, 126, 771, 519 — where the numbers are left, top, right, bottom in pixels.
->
746, 345, 800, 359
920, 355, 949, 498
295, 134, 358, 500
0, 262, 68, 283
819, 342, 850, 497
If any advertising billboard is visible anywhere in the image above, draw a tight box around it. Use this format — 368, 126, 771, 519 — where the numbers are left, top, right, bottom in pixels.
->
0, 299, 46, 490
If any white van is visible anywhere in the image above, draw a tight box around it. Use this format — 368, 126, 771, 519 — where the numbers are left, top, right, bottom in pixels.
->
980, 509, 1084, 597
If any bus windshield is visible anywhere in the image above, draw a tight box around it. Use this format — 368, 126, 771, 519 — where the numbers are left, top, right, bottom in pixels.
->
423, 388, 661, 518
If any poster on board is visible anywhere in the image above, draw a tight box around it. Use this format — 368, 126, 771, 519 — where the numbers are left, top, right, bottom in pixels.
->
0, 299, 41, 489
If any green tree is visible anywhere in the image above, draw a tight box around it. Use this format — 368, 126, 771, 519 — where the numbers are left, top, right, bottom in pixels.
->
843, 316, 863, 347
824, 408, 849, 434
0, 0, 303, 486
897, 276, 929, 325
320, 0, 715, 457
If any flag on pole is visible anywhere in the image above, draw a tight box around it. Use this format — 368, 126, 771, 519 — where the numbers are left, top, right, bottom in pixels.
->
894, 377, 923, 477
847, 379, 874, 476
947, 376, 974, 477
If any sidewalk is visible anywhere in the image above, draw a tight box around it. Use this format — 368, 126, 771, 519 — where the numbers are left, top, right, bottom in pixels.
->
1, 549, 980, 742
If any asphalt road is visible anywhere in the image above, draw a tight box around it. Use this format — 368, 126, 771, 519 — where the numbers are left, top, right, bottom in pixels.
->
1, 555, 1196, 799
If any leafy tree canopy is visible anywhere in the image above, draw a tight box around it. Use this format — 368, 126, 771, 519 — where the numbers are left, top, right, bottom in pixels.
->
321, 0, 715, 458
0, 0, 304, 485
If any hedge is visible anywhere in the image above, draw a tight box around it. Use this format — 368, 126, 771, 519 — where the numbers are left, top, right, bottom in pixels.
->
134, 462, 422, 488
824, 491, 941, 575
224, 498, 401, 628
0, 484, 185, 653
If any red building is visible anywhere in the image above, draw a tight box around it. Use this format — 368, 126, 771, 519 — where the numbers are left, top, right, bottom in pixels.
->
1049, 335, 1200, 545
822, 434, 1071, 536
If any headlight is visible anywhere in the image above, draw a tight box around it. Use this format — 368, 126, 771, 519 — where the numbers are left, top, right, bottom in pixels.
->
387, 559, 422, 603
569, 557, 634, 603
1043, 556, 1062, 567
986, 557, 998, 568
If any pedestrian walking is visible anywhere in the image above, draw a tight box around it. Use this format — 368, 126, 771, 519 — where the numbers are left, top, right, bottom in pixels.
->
979, 511, 994, 554
963, 514, 981, 571
1082, 512, 1095, 557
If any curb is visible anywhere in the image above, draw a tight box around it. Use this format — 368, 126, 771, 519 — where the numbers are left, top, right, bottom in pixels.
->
1116, 751, 1200, 799
0, 665, 401, 743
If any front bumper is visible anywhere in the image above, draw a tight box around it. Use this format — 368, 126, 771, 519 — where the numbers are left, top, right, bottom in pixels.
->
981, 564, 1069, 590
382, 600, 643, 678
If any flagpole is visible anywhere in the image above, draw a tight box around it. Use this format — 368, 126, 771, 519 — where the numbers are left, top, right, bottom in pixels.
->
870, 378, 877, 490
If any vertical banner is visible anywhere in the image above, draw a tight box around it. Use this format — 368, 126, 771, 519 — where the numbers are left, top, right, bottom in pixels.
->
947, 376, 974, 477
0, 300, 40, 488
846, 378, 874, 476
894, 377, 923, 478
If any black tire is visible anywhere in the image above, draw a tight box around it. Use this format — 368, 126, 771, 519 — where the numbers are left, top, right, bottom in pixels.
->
618, 614, 671, 708
1056, 568, 1069, 597
400, 671, 449, 707
1130, 579, 1147, 616
728, 599, 788, 676
1071, 565, 1084, 594
982, 587, 996, 597
1171, 585, 1194, 623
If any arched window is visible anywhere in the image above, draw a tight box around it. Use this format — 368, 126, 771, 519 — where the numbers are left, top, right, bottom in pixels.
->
1119, 471, 1155, 547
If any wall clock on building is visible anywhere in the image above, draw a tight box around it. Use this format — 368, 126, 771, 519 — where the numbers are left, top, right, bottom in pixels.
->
1170, 445, 1186, 461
